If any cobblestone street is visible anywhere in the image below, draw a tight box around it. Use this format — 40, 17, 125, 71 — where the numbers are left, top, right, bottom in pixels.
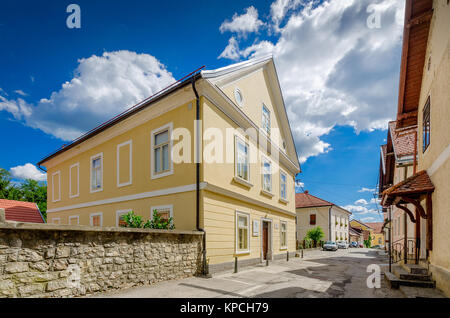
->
93, 248, 404, 298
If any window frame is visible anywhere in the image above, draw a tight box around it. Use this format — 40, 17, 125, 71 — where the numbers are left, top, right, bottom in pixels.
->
51, 170, 61, 202
116, 209, 132, 227
235, 211, 250, 254
234, 135, 251, 184
68, 215, 79, 225
69, 162, 80, 199
150, 204, 174, 222
151, 123, 174, 180
280, 170, 288, 201
280, 221, 288, 250
262, 103, 271, 135
90, 153, 103, 193
309, 213, 316, 225
117, 140, 133, 187
422, 96, 431, 153
261, 155, 273, 194
90, 212, 103, 227
52, 217, 61, 225
234, 87, 244, 107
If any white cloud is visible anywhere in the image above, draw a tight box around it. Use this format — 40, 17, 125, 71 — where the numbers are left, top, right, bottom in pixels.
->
355, 198, 368, 205
358, 187, 376, 193
14, 89, 28, 96
219, 6, 264, 36
218, 37, 241, 61
0, 51, 175, 141
343, 204, 378, 215
360, 216, 377, 222
220, 0, 404, 163
10, 163, 46, 182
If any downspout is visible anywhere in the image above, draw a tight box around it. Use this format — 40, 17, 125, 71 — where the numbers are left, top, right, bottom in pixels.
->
191, 77, 208, 276
329, 206, 332, 241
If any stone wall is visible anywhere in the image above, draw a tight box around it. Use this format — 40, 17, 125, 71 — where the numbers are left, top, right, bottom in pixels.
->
0, 218, 204, 298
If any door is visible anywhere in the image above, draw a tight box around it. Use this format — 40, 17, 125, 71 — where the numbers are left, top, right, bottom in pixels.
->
262, 221, 269, 260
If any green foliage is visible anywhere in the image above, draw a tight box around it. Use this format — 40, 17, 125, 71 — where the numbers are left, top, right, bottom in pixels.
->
364, 234, 372, 248
123, 211, 143, 228
144, 210, 175, 230
306, 226, 324, 244
123, 210, 175, 230
0, 168, 47, 221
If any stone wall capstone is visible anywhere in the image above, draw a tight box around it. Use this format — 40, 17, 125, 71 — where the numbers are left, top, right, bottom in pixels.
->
0, 222, 204, 298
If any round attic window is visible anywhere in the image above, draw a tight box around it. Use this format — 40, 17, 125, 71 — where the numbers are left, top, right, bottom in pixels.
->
234, 88, 244, 107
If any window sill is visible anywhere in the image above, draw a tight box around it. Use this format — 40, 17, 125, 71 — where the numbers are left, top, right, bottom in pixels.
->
90, 187, 103, 194
235, 250, 250, 255
233, 176, 253, 188
279, 198, 289, 204
280, 247, 288, 251
260, 189, 274, 198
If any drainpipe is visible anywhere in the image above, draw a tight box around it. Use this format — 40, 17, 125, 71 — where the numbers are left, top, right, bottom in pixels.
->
191, 77, 208, 276
329, 206, 332, 241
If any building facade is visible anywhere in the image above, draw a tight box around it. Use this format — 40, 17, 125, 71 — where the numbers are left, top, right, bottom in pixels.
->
38, 56, 301, 271
380, 0, 450, 296
295, 191, 351, 244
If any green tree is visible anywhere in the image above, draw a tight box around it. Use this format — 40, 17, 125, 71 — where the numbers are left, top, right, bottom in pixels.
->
364, 234, 372, 248
306, 226, 324, 246
0, 168, 48, 221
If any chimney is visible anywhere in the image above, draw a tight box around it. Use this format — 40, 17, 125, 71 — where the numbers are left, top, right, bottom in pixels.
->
304, 190, 309, 194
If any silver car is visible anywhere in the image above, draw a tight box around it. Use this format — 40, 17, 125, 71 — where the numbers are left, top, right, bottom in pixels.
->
337, 241, 349, 249
323, 241, 338, 251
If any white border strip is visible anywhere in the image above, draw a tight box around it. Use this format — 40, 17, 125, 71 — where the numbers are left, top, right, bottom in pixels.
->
428, 144, 450, 176
47, 182, 206, 213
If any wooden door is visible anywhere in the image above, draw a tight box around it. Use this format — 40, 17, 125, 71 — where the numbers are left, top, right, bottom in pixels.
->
263, 222, 268, 260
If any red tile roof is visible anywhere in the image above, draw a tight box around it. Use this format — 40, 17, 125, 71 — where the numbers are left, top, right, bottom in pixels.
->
365, 222, 384, 234
388, 121, 417, 159
0, 199, 45, 223
383, 170, 434, 196
295, 191, 334, 208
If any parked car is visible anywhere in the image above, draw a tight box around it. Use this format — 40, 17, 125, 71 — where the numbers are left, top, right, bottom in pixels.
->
323, 241, 338, 251
350, 241, 358, 248
359, 243, 364, 248
337, 241, 349, 249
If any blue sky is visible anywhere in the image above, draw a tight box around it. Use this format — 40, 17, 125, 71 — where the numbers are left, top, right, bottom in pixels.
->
0, 0, 405, 222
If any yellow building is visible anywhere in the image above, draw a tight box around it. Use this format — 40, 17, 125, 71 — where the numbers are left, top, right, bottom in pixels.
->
349, 219, 373, 245
295, 191, 351, 245
381, 0, 450, 296
38, 56, 301, 272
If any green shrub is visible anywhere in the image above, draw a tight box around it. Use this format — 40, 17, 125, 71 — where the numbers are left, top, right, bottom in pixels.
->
143, 210, 175, 230
123, 211, 143, 228
306, 226, 324, 246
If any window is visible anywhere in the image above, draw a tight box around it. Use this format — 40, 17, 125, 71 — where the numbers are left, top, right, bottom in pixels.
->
236, 212, 250, 253
69, 163, 79, 198
280, 221, 287, 249
310, 214, 316, 225
69, 215, 79, 225
52, 218, 61, 225
150, 205, 173, 223
151, 123, 173, 179
261, 156, 272, 193
116, 209, 131, 227
280, 171, 287, 200
52, 171, 61, 202
90, 153, 103, 193
90, 213, 103, 227
117, 140, 132, 187
262, 104, 270, 135
422, 97, 430, 152
235, 136, 250, 182
234, 88, 244, 107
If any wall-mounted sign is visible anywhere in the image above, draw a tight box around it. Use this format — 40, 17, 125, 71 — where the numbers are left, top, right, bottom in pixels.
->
274, 223, 279, 230
252, 220, 259, 236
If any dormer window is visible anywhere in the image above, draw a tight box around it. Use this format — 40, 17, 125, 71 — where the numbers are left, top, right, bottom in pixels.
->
234, 88, 244, 107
